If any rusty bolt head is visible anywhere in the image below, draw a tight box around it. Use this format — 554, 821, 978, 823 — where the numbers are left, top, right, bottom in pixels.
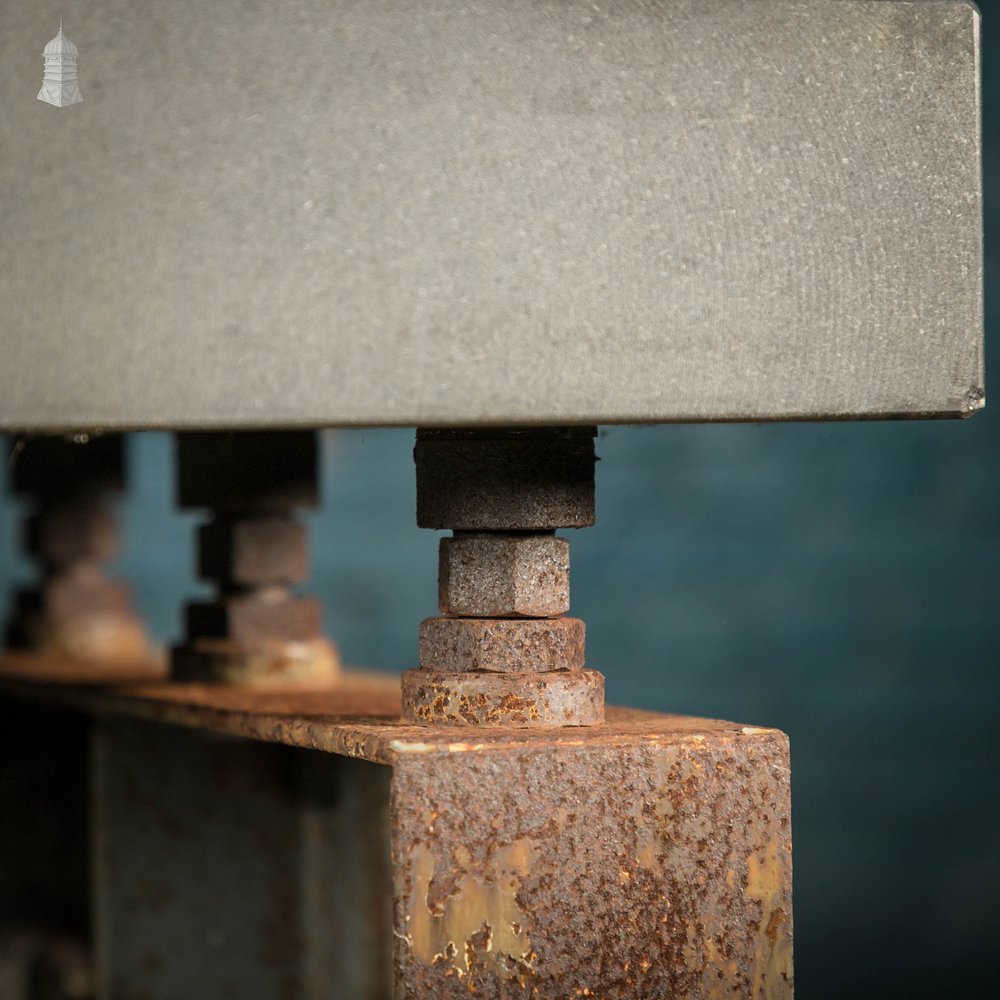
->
439, 533, 569, 617
198, 516, 308, 586
419, 616, 585, 673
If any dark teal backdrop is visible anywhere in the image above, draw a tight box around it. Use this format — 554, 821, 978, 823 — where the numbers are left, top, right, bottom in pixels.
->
2, 4, 997, 995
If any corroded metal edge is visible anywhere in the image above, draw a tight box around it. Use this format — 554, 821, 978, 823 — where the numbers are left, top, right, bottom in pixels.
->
0, 653, 782, 766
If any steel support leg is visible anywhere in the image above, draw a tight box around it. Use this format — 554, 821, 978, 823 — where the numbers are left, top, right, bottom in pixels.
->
172, 431, 340, 685
4, 434, 151, 666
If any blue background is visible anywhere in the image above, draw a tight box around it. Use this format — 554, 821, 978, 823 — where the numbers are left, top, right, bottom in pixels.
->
2, 4, 997, 996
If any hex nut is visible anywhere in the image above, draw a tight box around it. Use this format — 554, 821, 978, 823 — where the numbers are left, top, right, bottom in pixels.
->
419, 616, 585, 673
439, 533, 569, 617
186, 592, 323, 644
39, 571, 134, 621
199, 516, 308, 586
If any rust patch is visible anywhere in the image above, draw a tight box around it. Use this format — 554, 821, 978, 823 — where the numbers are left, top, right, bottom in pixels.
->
405, 839, 538, 986
745, 768, 794, 992
401, 668, 604, 727
392, 727, 793, 998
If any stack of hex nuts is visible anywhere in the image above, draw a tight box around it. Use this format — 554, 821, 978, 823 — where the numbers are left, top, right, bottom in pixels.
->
402, 427, 605, 727
172, 431, 340, 686
5, 435, 151, 665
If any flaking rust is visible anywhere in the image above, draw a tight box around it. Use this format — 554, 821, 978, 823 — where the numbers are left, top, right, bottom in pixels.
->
391, 725, 792, 999
401, 669, 604, 727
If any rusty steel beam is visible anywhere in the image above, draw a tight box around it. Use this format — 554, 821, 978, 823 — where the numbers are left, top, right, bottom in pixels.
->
0, 657, 793, 997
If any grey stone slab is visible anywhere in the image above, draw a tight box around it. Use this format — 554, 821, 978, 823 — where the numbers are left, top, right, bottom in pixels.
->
0, 0, 982, 430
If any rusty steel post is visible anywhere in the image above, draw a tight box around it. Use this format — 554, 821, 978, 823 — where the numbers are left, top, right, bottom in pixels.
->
4, 435, 152, 666
402, 428, 604, 726
171, 431, 340, 686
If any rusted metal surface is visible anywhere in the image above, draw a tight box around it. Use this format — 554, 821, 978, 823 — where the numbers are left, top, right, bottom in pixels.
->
401, 668, 604, 727
2, 652, 771, 767
415, 429, 596, 531
0, 653, 409, 763
0, 653, 402, 760
419, 617, 585, 673
93, 717, 393, 1000
173, 431, 340, 686
0, 650, 168, 687
392, 725, 793, 998
1, 662, 792, 995
4, 435, 153, 667
439, 533, 570, 618
199, 516, 309, 587
175, 431, 319, 513
412, 427, 603, 726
